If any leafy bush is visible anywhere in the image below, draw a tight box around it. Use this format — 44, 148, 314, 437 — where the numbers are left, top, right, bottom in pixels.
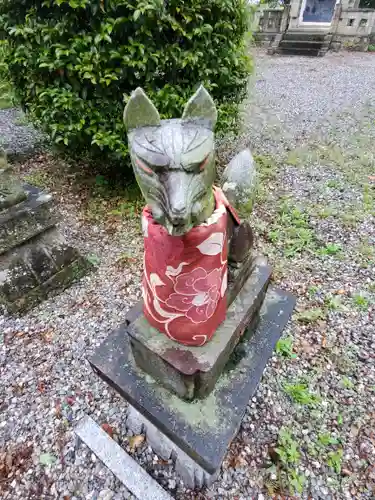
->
0, 40, 13, 109
0, 0, 252, 167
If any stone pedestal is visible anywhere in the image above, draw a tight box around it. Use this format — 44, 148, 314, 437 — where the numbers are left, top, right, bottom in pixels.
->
0, 174, 92, 314
128, 259, 272, 400
89, 242, 296, 489
89, 285, 296, 488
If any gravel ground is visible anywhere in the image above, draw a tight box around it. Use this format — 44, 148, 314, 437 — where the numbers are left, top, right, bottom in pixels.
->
1, 50, 375, 499
219, 49, 375, 160
0, 108, 45, 159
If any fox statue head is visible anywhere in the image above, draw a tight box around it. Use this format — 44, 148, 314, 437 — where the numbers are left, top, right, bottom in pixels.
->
123, 86, 217, 236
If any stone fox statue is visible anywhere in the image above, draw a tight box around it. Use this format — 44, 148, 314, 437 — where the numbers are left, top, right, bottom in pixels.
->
124, 86, 257, 346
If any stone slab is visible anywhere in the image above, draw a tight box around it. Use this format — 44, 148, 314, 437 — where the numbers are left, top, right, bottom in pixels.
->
75, 415, 172, 500
0, 166, 27, 210
0, 228, 92, 314
128, 261, 272, 400
89, 286, 296, 474
0, 184, 57, 255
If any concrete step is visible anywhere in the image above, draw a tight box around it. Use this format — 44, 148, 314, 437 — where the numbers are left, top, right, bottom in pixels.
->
277, 31, 333, 56
279, 39, 324, 50
278, 47, 322, 56
283, 31, 329, 42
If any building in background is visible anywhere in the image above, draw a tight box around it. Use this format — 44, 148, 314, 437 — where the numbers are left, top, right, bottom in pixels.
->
256, 0, 375, 54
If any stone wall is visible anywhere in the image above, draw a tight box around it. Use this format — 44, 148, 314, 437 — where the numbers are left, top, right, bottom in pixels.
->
254, 8, 283, 45
254, 7, 291, 46
336, 8, 375, 35
331, 7, 375, 49
257, 8, 284, 32
254, 0, 375, 51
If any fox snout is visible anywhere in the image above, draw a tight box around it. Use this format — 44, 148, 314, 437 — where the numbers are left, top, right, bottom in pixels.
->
170, 213, 187, 228
165, 171, 190, 228
169, 202, 187, 227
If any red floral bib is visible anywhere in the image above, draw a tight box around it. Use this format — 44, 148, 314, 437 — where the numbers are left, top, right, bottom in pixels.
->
142, 187, 236, 346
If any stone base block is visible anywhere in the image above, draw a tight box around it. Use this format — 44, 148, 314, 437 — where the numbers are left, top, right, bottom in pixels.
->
128, 258, 272, 400
0, 165, 27, 211
89, 286, 296, 482
0, 184, 56, 255
126, 406, 218, 489
0, 228, 92, 314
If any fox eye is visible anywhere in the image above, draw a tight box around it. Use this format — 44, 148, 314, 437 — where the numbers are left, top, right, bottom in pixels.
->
199, 155, 210, 171
187, 155, 210, 173
136, 158, 154, 175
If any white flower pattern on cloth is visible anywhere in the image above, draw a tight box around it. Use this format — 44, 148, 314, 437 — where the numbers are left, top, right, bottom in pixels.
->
165, 267, 224, 324
142, 187, 232, 346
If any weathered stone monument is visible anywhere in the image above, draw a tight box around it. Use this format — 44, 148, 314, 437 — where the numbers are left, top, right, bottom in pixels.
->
89, 87, 295, 488
0, 151, 91, 314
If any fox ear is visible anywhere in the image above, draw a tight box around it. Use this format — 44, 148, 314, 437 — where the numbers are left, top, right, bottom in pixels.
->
182, 85, 217, 129
123, 88, 161, 131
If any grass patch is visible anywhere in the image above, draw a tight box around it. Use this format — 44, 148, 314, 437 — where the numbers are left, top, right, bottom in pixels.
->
254, 154, 278, 204
363, 183, 375, 215
308, 432, 343, 474
285, 128, 374, 203
356, 241, 374, 260
327, 449, 343, 474
286, 148, 304, 167
324, 295, 344, 311
265, 428, 305, 496
286, 146, 319, 167
341, 376, 354, 390
307, 285, 319, 297
340, 208, 365, 228
317, 243, 342, 256
83, 181, 142, 223
284, 381, 321, 406
86, 253, 101, 266
326, 295, 344, 311
276, 337, 296, 359
315, 144, 346, 168
326, 179, 341, 189
295, 307, 325, 324
25, 171, 50, 189
352, 293, 370, 310
318, 432, 339, 447
331, 348, 357, 375
316, 205, 338, 219
14, 114, 29, 126
254, 154, 277, 181
268, 199, 317, 258
21, 153, 143, 224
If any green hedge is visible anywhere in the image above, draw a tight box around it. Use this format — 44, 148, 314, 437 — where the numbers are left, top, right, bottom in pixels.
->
1, 0, 252, 166
0, 40, 13, 109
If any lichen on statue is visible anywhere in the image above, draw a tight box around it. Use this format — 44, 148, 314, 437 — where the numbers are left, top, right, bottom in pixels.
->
124, 86, 255, 346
